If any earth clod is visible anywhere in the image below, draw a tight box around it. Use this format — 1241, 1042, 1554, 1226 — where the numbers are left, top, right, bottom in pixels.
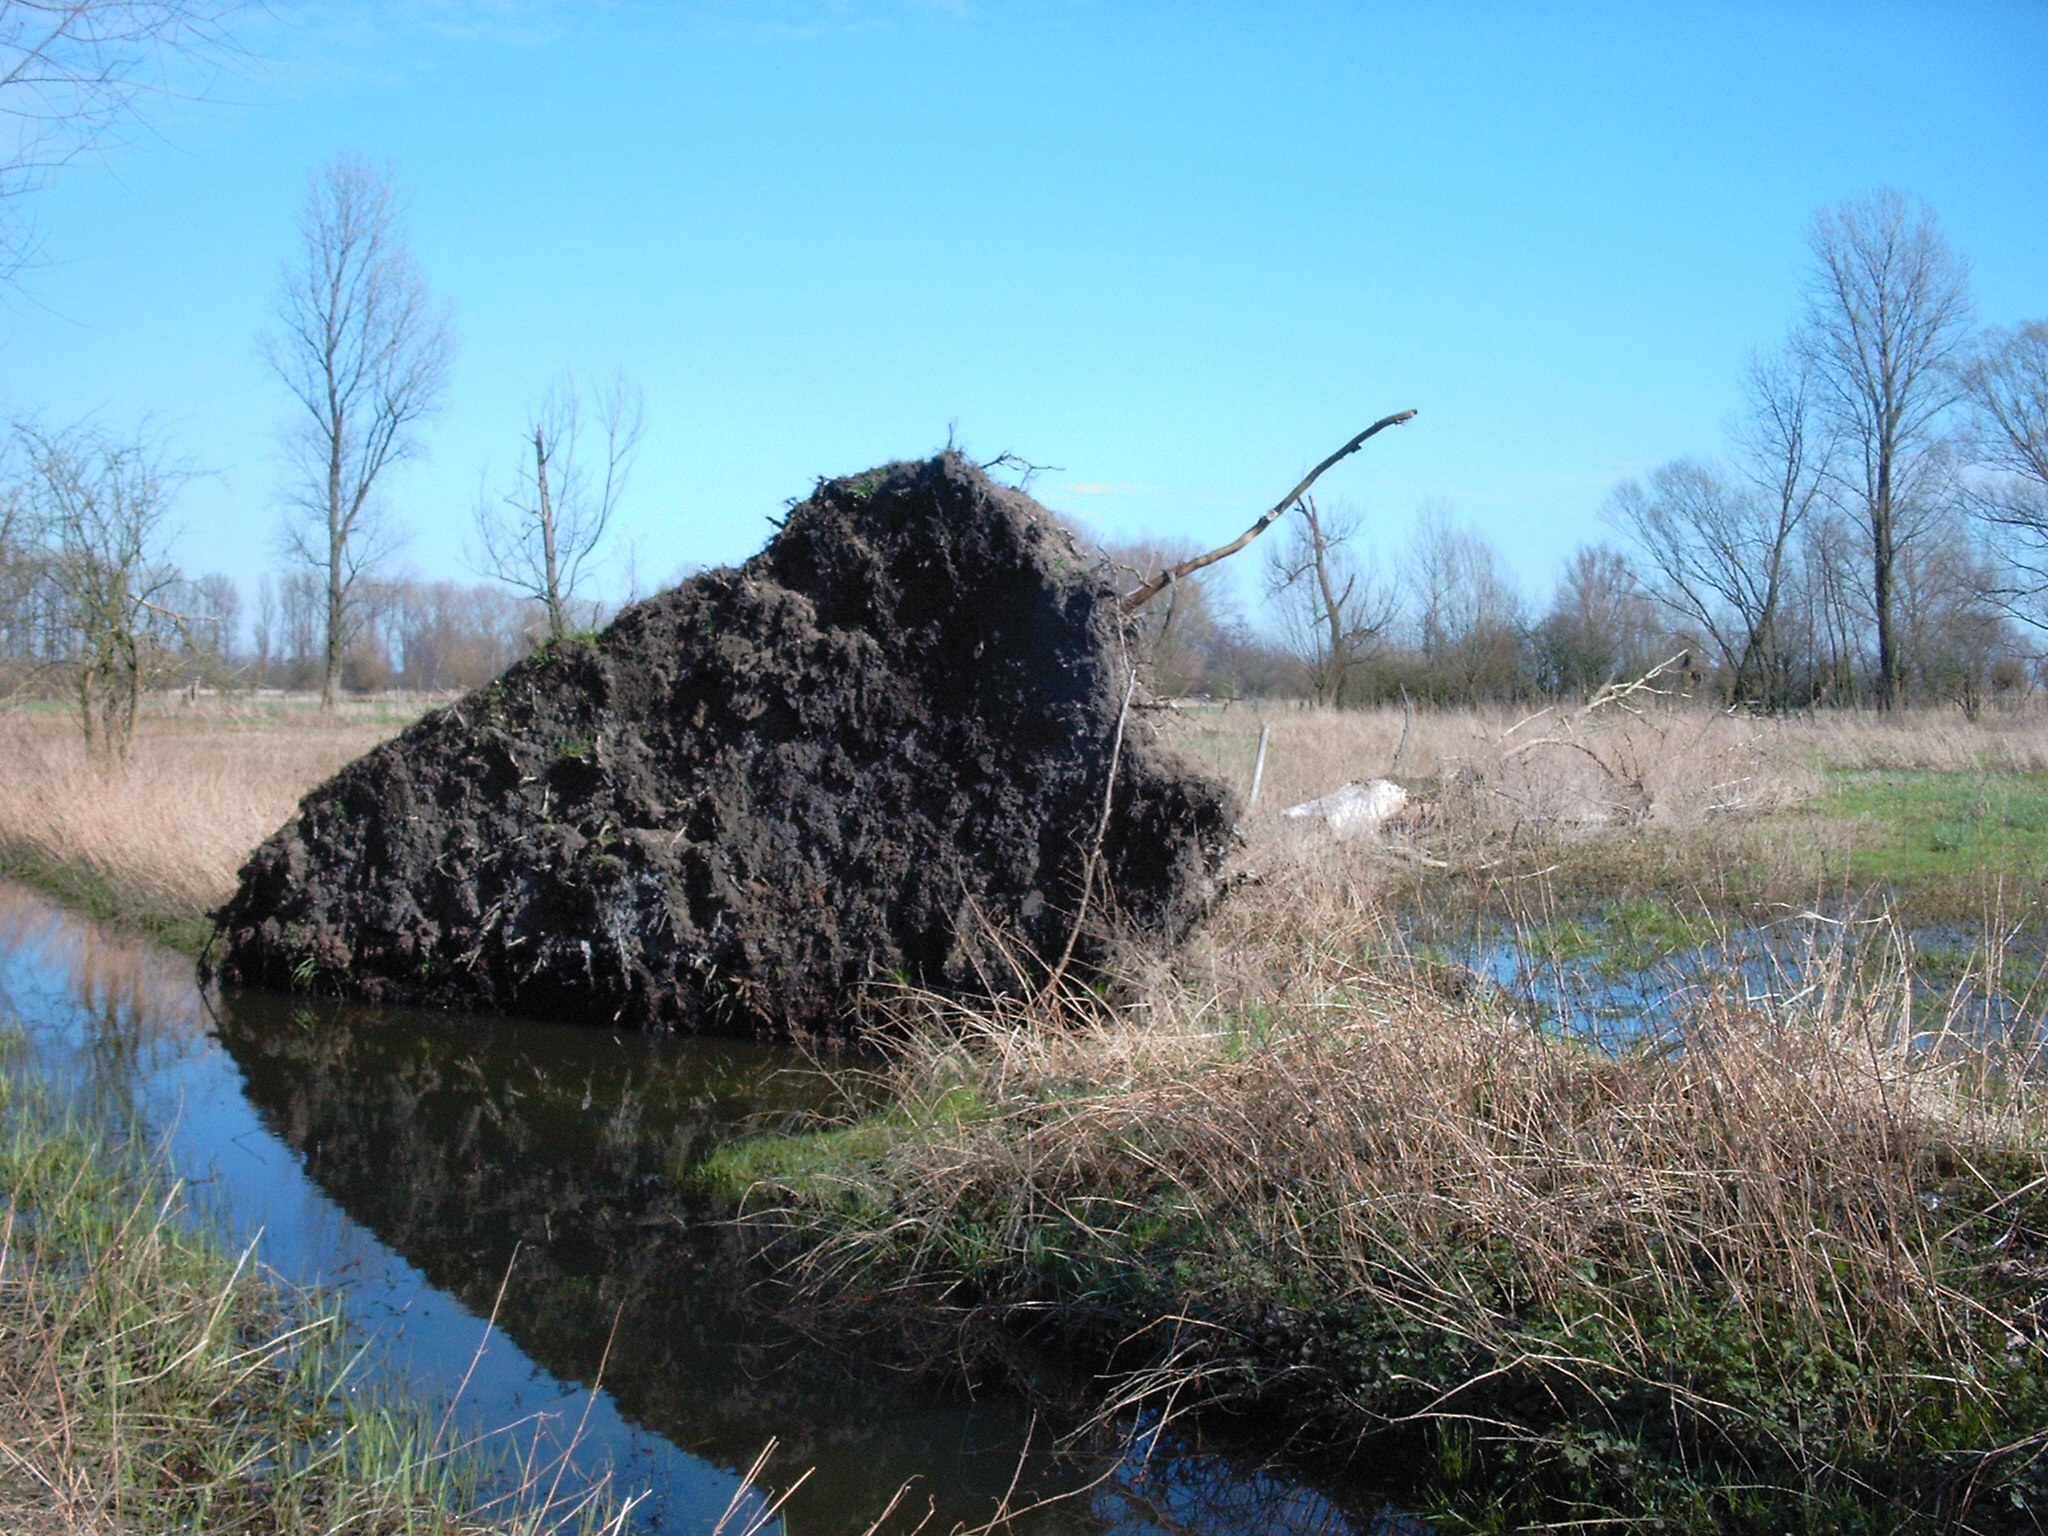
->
208, 454, 1236, 1036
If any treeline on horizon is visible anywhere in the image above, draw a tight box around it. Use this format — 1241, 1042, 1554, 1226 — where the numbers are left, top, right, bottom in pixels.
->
1110, 499, 2029, 714
1127, 185, 2048, 719
3, 184, 2045, 724
0, 491, 2030, 716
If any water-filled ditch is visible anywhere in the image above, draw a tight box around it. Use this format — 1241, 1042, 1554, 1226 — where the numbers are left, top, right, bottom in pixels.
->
1443, 904, 2047, 1058
0, 880, 1421, 1536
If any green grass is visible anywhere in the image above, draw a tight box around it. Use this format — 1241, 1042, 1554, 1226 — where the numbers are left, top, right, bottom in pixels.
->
1821, 768, 2048, 886
0, 1028, 617, 1535
1416, 765, 2048, 928
690, 1083, 986, 1210
0, 839, 214, 955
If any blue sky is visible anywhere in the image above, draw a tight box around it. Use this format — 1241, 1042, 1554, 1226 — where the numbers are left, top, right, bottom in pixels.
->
4, 0, 2044, 624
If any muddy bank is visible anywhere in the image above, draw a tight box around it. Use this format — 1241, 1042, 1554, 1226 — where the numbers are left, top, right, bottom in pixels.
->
210, 454, 1234, 1036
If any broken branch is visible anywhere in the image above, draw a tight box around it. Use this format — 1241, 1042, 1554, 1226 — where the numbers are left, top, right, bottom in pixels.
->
1120, 410, 1417, 611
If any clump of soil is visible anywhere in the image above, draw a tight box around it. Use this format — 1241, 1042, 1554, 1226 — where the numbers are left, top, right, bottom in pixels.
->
209, 455, 1235, 1036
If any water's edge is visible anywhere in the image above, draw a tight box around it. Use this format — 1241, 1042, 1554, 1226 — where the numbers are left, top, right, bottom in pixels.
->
0, 880, 1391, 1536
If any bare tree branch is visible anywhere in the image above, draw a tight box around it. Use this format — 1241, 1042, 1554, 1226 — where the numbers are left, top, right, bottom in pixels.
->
1121, 410, 1416, 611
0, 0, 243, 280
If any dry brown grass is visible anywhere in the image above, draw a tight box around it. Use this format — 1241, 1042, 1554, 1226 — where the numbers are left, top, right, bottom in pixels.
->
1165, 698, 1809, 842
1166, 697, 2048, 833
712, 807, 2048, 1525
0, 702, 412, 936
1790, 704, 2048, 772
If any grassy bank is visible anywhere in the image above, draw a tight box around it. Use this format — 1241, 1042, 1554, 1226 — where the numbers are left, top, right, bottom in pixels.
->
0, 701, 413, 951
695, 700, 2048, 1532
699, 867, 2048, 1531
0, 1026, 620, 1535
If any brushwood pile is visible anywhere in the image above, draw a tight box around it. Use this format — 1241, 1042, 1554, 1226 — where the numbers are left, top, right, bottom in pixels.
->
209, 454, 1236, 1037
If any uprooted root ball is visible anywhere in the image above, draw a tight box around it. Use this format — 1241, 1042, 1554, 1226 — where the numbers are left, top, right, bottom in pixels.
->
210, 455, 1235, 1036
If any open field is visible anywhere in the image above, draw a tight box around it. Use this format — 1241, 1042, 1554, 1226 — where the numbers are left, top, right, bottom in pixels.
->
0, 699, 420, 950
13, 691, 2048, 945
4, 694, 2048, 1529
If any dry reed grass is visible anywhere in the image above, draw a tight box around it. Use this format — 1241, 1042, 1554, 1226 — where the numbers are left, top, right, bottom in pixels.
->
1165, 697, 1808, 849
0, 703, 410, 937
1166, 696, 2048, 842
1794, 705, 2048, 773
714, 849, 2048, 1527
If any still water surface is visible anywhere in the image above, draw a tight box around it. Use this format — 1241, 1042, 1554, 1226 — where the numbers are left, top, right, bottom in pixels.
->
0, 881, 1414, 1536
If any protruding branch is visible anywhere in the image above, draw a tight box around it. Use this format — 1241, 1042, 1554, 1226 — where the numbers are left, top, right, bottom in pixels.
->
1121, 410, 1417, 612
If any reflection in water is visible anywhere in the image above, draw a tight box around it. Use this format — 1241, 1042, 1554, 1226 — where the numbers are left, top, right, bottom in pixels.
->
0, 881, 1407, 1535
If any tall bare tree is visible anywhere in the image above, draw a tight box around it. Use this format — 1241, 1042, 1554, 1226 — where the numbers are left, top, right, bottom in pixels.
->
1609, 347, 1832, 707
474, 372, 641, 641
1962, 321, 2048, 622
1800, 189, 1974, 709
264, 153, 451, 708
1, 0, 239, 280
7, 418, 185, 755
1535, 543, 1663, 696
1264, 495, 1396, 706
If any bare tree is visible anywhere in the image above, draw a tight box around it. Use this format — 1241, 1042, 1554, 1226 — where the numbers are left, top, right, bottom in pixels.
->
1783, 506, 1870, 703
1962, 321, 2048, 622
7, 418, 185, 755
274, 568, 321, 688
263, 153, 451, 709
1800, 189, 1974, 709
1535, 543, 1663, 697
1609, 348, 1832, 707
0, 428, 29, 659
173, 568, 238, 679
1101, 536, 1229, 697
1, 0, 239, 279
1263, 495, 1395, 706
1894, 529, 2012, 717
251, 570, 274, 684
474, 372, 641, 641
1404, 503, 1524, 702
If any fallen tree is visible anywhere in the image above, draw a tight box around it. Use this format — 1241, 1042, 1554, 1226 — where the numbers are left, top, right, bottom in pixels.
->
208, 454, 1235, 1036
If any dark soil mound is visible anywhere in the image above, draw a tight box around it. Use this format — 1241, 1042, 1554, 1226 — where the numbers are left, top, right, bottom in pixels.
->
209, 455, 1235, 1036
